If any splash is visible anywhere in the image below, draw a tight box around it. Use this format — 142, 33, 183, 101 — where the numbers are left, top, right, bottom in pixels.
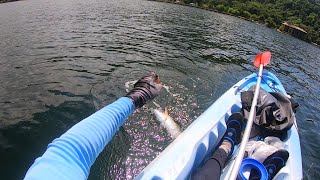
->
120, 79, 201, 179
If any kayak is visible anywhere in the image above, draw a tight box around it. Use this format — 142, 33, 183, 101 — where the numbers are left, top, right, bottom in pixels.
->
136, 71, 302, 180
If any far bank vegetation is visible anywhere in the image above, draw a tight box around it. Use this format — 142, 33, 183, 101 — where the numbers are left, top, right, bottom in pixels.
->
155, 0, 320, 45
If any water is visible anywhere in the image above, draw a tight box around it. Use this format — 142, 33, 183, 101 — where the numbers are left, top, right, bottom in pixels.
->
0, 0, 319, 179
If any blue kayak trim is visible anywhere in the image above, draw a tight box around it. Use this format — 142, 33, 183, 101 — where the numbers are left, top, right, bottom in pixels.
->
136, 71, 302, 180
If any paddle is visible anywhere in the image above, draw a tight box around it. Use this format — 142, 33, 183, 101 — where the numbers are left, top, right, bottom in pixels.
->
228, 51, 271, 180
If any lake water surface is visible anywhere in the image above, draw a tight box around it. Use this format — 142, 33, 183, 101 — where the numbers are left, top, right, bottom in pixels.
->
0, 0, 319, 179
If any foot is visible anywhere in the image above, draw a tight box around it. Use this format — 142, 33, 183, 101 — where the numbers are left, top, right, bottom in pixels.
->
222, 112, 244, 152
263, 149, 289, 180
249, 149, 289, 180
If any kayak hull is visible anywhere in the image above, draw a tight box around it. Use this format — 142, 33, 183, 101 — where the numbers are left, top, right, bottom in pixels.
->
136, 72, 302, 180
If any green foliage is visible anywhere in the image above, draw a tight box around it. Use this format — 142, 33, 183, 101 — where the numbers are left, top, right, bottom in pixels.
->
241, 11, 251, 18
179, 0, 320, 44
216, 4, 226, 12
246, 1, 263, 15
227, 7, 240, 15
250, 14, 259, 21
265, 17, 277, 28
306, 13, 318, 26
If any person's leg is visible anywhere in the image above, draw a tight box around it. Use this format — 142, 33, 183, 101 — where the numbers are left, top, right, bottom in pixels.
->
192, 140, 232, 180
192, 113, 244, 180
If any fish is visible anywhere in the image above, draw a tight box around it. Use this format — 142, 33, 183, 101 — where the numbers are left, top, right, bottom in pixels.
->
153, 108, 182, 139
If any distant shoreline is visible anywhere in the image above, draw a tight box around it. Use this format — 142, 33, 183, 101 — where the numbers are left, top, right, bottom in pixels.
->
149, 0, 319, 48
149, 1, 274, 27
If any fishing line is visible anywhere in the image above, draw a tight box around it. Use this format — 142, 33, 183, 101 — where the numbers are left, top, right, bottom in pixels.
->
303, 162, 314, 179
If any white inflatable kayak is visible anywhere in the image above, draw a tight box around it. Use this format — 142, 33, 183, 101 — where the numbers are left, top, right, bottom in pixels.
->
136, 71, 302, 180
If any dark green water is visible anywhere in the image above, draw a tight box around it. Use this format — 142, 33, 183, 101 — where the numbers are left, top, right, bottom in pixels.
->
0, 0, 319, 179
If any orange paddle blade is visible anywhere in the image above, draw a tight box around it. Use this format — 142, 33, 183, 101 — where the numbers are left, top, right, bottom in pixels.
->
254, 51, 271, 68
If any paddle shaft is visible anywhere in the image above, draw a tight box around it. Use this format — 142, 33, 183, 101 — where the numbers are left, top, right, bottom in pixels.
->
228, 64, 264, 180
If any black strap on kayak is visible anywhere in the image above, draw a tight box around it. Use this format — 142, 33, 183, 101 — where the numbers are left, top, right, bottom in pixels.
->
241, 86, 295, 139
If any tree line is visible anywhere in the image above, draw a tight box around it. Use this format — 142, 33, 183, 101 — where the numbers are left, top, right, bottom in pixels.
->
173, 0, 320, 45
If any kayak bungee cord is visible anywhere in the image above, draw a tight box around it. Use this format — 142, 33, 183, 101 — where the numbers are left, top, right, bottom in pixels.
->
228, 51, 271, 180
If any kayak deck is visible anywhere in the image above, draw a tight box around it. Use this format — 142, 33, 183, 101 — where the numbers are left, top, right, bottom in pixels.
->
136, 72, 302, 180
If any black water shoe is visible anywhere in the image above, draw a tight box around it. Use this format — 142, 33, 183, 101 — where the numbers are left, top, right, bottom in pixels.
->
249, 149, 289, 180
263, 149, 289, 180
222, 112, 244, 150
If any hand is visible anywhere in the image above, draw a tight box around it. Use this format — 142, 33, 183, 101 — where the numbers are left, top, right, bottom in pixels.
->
126, 72, 162, 108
